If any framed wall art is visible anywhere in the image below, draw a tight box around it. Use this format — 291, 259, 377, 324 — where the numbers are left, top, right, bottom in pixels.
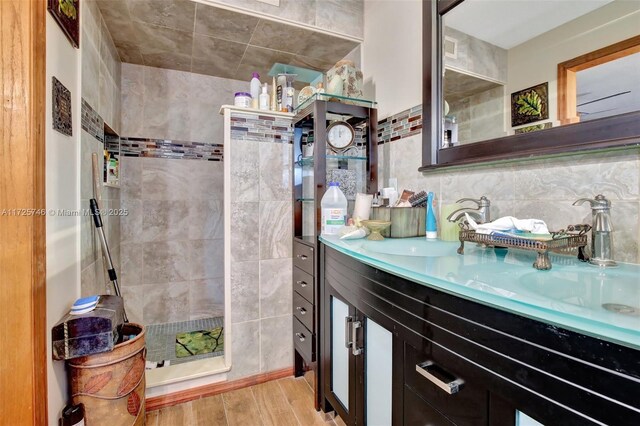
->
52, 77, 73, 136
511, 82, 549, 127
48, 0, 80, 48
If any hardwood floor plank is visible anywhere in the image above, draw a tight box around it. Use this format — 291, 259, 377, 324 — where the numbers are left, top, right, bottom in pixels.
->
304, 370, 315, 390
192, 394, 227, 426
278, 377, 326, 426
223, 387, 264, 426
145, 410, 159, 426
251, 380, 300, 426
156, 402, 195, 426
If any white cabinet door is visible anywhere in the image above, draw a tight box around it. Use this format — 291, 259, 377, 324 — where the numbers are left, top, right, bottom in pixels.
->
331, 295, 350, 410
365, 318, 393, 426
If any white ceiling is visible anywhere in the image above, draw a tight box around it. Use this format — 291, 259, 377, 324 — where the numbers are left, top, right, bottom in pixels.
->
445, 0, 614, 49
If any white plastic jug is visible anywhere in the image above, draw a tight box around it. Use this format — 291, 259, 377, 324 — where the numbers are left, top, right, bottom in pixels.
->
321, 182, 348, 235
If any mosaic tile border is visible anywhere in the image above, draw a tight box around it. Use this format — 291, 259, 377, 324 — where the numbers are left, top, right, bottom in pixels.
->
120, 137, 224, 161
378, 104, 423, 144
230, 112, 294, 144
81, 98, 104, 142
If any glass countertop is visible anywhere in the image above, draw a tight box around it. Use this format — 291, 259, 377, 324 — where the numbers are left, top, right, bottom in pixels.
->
320, 235, 640, 350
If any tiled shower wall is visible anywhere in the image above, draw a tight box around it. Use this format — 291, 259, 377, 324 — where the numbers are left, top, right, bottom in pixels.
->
80, 0, 122, 296
377, 108, 640, 264
226, 110, 295, 379
118, 157, 224, 325
118, 64, 247, 323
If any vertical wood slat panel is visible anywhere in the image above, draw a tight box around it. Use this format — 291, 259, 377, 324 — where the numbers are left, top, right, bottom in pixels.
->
0, 0, 47, 424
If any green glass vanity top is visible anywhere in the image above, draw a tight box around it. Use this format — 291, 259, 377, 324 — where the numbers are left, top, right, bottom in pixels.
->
320, 235, 640, 350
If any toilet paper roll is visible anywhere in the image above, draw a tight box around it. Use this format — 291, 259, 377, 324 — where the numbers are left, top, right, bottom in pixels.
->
353, 193, 373, 220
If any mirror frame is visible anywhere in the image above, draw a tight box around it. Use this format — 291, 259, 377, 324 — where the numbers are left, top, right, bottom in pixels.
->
420, 0, 640, 171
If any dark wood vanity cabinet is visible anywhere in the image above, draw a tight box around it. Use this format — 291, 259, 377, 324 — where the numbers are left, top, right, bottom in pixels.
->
320, 243, 640, 426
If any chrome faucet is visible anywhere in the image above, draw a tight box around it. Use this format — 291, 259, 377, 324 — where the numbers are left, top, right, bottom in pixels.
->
573, 194, 617, 267
447, 196, 491, 224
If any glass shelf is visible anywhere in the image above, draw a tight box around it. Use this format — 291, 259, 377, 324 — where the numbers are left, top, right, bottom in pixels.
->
295, 154, 368, 167
295, 93, 377, 113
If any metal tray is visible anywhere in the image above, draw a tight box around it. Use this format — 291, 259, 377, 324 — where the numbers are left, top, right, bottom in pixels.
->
457, 224, 591, 270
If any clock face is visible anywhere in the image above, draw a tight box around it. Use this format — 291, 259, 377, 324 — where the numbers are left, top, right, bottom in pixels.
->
327, 121, 355, 151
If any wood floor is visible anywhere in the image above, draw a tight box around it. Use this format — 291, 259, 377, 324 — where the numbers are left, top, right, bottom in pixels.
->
146, 374, 347, 426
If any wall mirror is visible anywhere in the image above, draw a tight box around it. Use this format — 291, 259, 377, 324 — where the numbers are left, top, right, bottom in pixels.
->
421, 0, 640, 170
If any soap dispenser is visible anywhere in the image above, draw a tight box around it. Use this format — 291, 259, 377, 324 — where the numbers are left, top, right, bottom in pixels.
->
573, 194, 617, 267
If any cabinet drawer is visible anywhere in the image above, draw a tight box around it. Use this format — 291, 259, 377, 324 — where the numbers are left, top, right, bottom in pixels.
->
405, 342, 488, 426
293, 267, 314, 304
293, 316, 314, 362
293, 291, 314, 332
293, 241, 314, 275
404, 386, 455, 426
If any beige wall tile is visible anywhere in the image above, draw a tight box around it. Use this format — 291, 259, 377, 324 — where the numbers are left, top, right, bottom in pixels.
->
260, 315, 293, 372
142, 282, 190, 324
259, 201, 292, 260
227, 320, 260, 379
259, 258, 292, 318
230, 261, 260, 324
189, 278, 225, 320
142, 241, 191, 284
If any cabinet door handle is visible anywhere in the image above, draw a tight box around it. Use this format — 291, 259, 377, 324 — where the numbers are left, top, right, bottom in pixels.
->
415, 361, 464, 395
295, 332, 305, 342
351, 321, 363, 356
296, 306, 307, 315
296, 280, 308, 287
344, 316, 353, 348
296, 254, 308, 260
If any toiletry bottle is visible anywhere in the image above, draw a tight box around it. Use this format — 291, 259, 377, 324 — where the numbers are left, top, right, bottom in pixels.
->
250, 72, 261, 109
426, 191, 437, 239
271, 76, 277, 111
259, 83, 269, 110
276, 74, 286, 111
316, 82, 325, 94
321, 182, 348, 236
285, 80, 295, 112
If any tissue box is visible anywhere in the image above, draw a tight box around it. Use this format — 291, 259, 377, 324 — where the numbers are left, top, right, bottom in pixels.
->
371, 207, 426, 238
51, 295, 125, 360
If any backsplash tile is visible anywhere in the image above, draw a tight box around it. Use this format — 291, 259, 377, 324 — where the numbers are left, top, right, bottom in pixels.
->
377, 105, 423, 144
379, 104, 640, 264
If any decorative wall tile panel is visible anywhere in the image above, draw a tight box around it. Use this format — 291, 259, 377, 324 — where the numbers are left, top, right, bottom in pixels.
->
120, 137, 224, 161
81, 98, 105, 142
377, 105, 423, 144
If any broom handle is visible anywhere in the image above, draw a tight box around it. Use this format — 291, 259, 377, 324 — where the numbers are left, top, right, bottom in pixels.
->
90, 153, 128, 323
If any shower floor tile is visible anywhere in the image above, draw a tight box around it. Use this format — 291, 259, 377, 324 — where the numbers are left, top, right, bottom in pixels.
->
145, 317, 224, 365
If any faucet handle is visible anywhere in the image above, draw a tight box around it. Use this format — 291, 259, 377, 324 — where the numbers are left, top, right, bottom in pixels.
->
573, 194, 610, 209
455, 196, 490, 207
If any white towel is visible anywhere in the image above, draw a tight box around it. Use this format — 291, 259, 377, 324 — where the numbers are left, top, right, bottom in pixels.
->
465, 214, 549, 234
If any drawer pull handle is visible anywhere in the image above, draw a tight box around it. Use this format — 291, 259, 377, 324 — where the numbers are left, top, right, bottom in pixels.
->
296, 306, 307, 315
296, 280, 308, 287
416, 361, 464, 395
296, 254, 308, 260
295, 332, 306, 342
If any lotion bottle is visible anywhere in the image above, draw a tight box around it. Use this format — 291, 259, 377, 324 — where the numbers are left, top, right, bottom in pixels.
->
426, 191, 437, 239
259, 83, 269, 110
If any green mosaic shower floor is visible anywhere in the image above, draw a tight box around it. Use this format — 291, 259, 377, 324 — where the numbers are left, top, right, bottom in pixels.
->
176, 327, 224, 358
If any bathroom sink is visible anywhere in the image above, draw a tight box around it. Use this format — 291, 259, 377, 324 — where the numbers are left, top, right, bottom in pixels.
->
360, 239, 458, 257
518, 267, 640, 312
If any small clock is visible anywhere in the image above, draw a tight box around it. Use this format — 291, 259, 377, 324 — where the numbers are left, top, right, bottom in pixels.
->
326, 120, 355, 152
